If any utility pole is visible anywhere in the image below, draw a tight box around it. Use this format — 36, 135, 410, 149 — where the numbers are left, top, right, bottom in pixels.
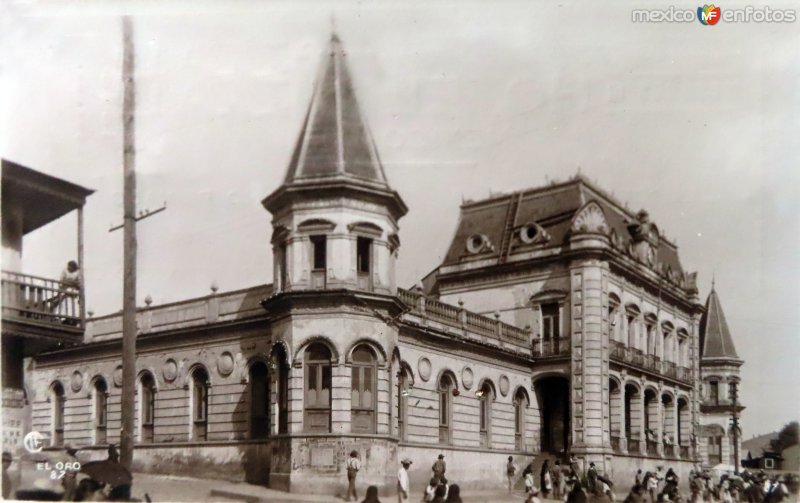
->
120, 15, 137, 472
729, 381, 740, 475
115, 16, 166, 471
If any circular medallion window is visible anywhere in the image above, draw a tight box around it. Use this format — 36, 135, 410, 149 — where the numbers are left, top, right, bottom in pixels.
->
418, 357, 432, 382
113, 366, 123, 387
70, 371, 84, 393
499, 375, 510, 397
519, 224, 539, 244
162, 359, 178, 383
461, 367, 474, 389
467, 234, 490, 254
217, 351, 235, 377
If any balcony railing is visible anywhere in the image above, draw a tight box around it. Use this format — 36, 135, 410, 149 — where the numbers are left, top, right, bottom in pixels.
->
532, 336, 571, 357
646, 440, 658, 456
396, 288, 530, 348
610, 341, 692, 384
664, 444, 675, 458
679, 445, 690, 459
2, 270, 82, 328
628, 437, 640, 453
610, 436, 622, 453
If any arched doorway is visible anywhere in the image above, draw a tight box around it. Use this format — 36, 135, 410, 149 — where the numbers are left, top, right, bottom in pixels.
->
624, 383, 642, 452
535, 376, 570, 454
609, 378, 623, 451
249, 361, 269, 439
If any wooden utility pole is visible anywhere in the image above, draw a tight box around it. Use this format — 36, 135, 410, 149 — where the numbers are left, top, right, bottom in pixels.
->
120, 14, 137, 472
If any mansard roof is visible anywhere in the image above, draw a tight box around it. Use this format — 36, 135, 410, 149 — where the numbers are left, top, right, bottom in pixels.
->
263, 34, 406, 218
440, 175, 685, 275
699, 287, 741, 361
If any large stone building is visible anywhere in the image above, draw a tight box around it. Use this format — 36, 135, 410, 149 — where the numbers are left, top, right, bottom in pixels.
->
23, 35, 744, 495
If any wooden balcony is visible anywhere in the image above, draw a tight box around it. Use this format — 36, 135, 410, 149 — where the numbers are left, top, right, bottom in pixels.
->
2, 271, 84, 331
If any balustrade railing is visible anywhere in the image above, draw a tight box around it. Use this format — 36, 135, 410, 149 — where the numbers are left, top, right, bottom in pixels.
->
646, 440, 659, 456
610, 340, 692, 384
2, 270, 82, 328
628, 438, 641, 453
396, 288, 529, 346
532, 337, 571, 357
679, 445, 690, 459
664, 444, 675, 458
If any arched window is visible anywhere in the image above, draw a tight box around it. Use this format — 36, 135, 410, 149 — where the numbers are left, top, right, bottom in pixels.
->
438, 373, 455, 445
272, 347, 290, 435
397, 367, 410, 441
93, 378, 108, 444
478, 381, 494, 448
140, 372, 156, 443
351, 345, 376, 434
52, 382, 66, 446
514, 388, 529, 451
191, 368, 209, 441
304, 343, 332, 432
250, 362, 269, 439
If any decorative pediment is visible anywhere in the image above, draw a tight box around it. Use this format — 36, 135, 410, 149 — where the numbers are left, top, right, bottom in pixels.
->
517, 222, 551, 245
530, 289, 568, 304
347, 221, 383, 237
570, 201, 609, 235
297, 218, 336, 233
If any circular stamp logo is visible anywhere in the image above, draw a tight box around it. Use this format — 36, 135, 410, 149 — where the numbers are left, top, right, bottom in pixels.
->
23, 431, 46, 453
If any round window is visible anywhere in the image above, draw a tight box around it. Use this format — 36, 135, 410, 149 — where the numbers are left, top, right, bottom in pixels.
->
519, 223, 540, 244
466, 234, 486, 254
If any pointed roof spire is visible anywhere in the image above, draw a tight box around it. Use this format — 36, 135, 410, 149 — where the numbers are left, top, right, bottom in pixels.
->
281, 33, 389, 187
699, 287, 740, 361
264, 34, 406, 219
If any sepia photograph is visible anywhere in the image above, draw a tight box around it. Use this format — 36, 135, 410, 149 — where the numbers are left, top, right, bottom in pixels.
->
1, 1, 798, 501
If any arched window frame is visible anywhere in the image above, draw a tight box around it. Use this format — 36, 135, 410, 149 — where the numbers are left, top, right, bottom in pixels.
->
349, 344, 377, 434
139, 371, 157, 443
437, 371, 457, 445
513, 387, 530, 451
51, 381, 66, 447
396, 363, 413, 442
91, 377, 108, 445
477, 380, 496, 448
248, 360, 270, 439
189, 367, 209, 441
303, 342, 333, 433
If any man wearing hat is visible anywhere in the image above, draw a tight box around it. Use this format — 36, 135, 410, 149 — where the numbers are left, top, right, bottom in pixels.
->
398, 458, 412, 502
346, 450, 362, 502
432, 454, 446, 481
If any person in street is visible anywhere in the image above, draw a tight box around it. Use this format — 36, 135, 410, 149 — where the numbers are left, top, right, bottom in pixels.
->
507, 456, 518, 494
107, 443, 120, 463
635, 469, 643, 487
444, 484, 461, 503
62, 446, 80, 501
423, 477, 438, 502
567, 479, 587, 503
647, 471, 660, 503
432, 454, 446, 482
2, 451, 12, 500
570, 454, 581, 479
553, 460, 564, 500
624, 484, 646, 503
362, 485, 381, 503
541, 459, 553, 498
431, 484, 447, 503
525, 470, 536, 496
347, 450, 362, 502
525, 488, 543, 503
397, 458, 412, 503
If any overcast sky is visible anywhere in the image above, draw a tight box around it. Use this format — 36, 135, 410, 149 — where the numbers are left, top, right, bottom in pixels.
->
2, 0, 798, 437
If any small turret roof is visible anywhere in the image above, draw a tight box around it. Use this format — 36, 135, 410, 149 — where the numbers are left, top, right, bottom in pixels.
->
699, 287, 740, 360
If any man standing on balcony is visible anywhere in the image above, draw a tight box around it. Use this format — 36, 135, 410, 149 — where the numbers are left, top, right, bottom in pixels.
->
59, 261, 81, 290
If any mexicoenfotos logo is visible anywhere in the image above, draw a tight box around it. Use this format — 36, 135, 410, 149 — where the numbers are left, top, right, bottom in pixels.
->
632, 5, 796, 23
698, 4, 722, 25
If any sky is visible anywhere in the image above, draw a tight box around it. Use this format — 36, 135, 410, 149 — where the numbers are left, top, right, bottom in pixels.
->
1, 0, 798, 437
